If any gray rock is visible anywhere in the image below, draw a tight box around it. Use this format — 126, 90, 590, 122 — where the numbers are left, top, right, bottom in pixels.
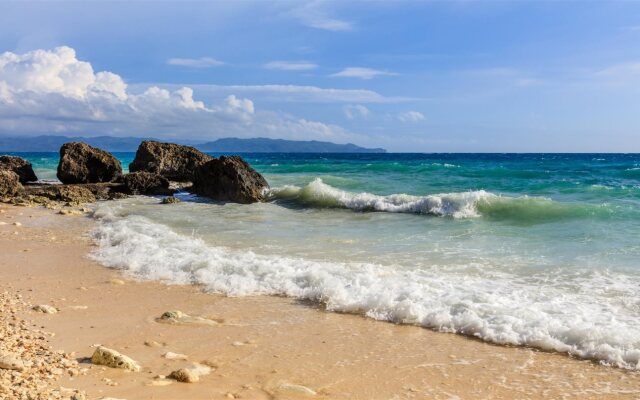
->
57, 142, 122, 184
129, 141, 212, 181
123, 171, 173, 195
0, 156, 38, 183
192, 156, 269, 204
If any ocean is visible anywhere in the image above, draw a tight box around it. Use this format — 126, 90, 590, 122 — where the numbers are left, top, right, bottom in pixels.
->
12, 152, 640, 369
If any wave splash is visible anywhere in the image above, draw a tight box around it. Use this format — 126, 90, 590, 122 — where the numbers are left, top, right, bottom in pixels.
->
91, 203, 640, 369
267, 178, 612, 222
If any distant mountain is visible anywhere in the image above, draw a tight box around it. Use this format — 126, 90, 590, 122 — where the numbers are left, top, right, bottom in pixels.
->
0, 135, 386, 153
199, 138, 386, 153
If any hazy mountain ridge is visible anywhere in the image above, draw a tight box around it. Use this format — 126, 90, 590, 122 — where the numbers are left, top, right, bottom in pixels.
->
0, 136, 386, 153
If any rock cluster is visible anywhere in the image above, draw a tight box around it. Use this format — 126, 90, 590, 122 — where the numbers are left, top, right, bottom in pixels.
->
0, 291, 85, 400
57, 142, 122, 184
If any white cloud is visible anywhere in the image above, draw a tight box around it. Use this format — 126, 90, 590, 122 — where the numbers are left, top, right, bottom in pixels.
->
264, 61, 318, 71
330, 67, 397, 80
289, 1, 353, 32
397, 111, 425, 122
344, 104, 370, 119
139, 83, 414, 103
167, 57, 224, 68
0, 46, 358, 142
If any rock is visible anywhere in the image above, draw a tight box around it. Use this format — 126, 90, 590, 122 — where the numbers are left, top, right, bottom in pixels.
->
192, 156, 269, 204
0, 351, 25, 371
0, 156, 38, 183
163, 352, 188, 360
129, 141, 213, 181
161, 196, 181, 204
277, 383, 317, 396
32, 304, 58, 314
20, 184, 97, 206
123, 171, 173, 195
91, 346, 141, 372
157, 310, 218, 326
169, 363, 211, 383
57, 142, 122, 184
0, 169, 23, 198
58, 209, 84, 216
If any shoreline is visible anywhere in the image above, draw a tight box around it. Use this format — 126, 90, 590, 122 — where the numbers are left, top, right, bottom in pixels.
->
2, 203, 640, 399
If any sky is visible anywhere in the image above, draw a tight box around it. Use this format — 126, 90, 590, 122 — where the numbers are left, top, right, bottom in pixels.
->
0, 1, 639, 152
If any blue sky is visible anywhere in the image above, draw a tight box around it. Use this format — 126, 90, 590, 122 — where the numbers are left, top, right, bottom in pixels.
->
0, 1, 639, 152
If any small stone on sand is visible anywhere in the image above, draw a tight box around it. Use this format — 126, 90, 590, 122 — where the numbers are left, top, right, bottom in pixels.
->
169, 363, 211, 383
163, 351, 188, 360
0, 351, 25, 371
108, 278, 125, 285
91, 346, 141, 372
32, 304, 58, 314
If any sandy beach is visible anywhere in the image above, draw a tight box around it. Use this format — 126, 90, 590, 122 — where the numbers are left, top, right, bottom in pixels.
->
0, 202, 638, 399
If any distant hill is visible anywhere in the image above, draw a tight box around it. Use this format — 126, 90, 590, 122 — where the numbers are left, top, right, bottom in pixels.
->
0, 135, 386, 153
199, 138, 385, 153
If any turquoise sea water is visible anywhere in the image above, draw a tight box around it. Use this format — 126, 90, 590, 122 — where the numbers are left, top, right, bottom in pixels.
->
12, 152, 640, 369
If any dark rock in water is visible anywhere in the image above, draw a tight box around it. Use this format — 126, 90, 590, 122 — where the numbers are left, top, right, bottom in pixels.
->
0, 170, 23, 197
129, 141, 212, 182
161, 196, 181, 204
192, 156, 268, 204
0, 156, 38, 183
57, 142, 122, 184
123, 172, 173, 195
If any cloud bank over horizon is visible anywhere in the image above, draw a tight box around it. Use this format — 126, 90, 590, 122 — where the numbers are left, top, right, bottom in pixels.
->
0, 46, 360, 143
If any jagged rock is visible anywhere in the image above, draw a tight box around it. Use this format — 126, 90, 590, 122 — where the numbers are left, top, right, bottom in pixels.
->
22, 185, 97, 205
57, 142, 122, 184
169, 363, 211, 383
161, 196, 181, 204
0, 169, 22, 198
91, 346, 141, 371
0, 156, 38, 183
192, 156, 269, 204
0, 351, 25, 371
129, 141, 212, 181
123, 171, 173, 195
32, 304, 58, 314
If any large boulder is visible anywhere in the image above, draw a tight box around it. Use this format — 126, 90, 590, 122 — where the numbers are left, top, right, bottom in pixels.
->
192, 156, 268, 204
123, 172, 173, 195
129, 141, 212, 182
57, 142, 122, 184
0, 170, 22, 198
0, 156, 38, 183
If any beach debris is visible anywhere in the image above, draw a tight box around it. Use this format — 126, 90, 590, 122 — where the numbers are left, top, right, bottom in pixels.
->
91, 346, 141, 372
32, 304, 58, 314
163, 351, 188, 360
57, 142, 122, 184
161, 195, 181, 204
157, 310, 218, 326
168, 363, 211, 383
0, 351, 25, 371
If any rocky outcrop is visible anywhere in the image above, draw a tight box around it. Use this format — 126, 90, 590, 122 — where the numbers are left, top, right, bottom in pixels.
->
57, 142, 122, 184
123, 172, 173, 195
129, 141, 212, 181
20, 185, 97, 205
0, 170, 22, 198
91, 346, 140, 371
192, 156, 268, 204
0, 156, 38, 183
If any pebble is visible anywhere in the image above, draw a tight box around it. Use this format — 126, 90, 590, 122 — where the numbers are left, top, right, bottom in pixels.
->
12, 222, 22, 226
91, 346, 141, 372
32, 304, 58, 314
169, 363, 211, 383
163, 351, 188, 360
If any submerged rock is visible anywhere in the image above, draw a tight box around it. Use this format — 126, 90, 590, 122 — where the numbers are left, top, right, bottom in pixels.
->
157, 310, 218, 326
169, 363, 211, 383
123, 171, 173, 195
192, 156, 269, 204
0, 156, 38, 183
91, 346, 141, 371
129, 141, 212, 181
0, 169, 22, 198
161, 196, 181, 204
57, 142, 122, 184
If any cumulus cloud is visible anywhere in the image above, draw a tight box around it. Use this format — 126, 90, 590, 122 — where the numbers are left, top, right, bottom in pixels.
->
264, 61, 318, 71
330, 67, 397, 80
344, 104, 370, 119
397, 111, 424, 122
166, 57, 224, 68
0, 46, 356, 142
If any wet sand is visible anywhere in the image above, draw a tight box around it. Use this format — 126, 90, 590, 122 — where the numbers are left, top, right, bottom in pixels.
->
1, 203, 639, 399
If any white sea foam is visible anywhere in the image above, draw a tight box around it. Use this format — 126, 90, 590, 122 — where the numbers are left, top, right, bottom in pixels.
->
91, 202, 640, 369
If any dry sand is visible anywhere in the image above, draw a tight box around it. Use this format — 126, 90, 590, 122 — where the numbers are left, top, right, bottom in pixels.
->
1, 203, 640, 400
